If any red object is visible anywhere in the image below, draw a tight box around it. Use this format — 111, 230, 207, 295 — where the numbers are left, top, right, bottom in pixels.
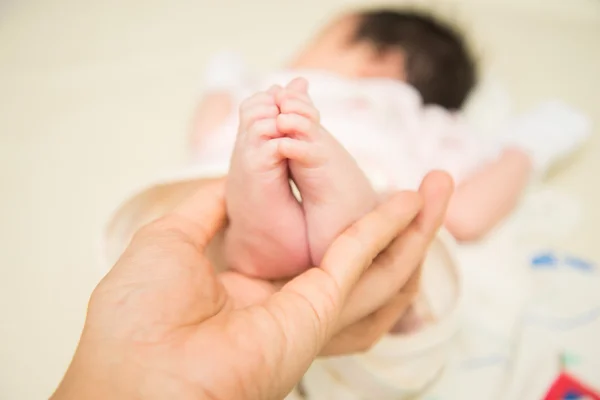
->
543, 372, 600, 399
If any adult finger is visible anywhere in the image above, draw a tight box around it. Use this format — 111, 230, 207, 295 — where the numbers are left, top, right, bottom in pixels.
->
333, 171, 453, 332
99, 179, 229, 325
146, 178, 227, 249
321, 267, 422, 356
415, 170, 455, 233
320, 190, 422, 293
262, 190, 422, 352
111, 179, 227, 277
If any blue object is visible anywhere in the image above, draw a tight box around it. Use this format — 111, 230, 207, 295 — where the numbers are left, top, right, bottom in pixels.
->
563, 390, 582, 399
564, 256, 595, 272
531, 252, 559, 268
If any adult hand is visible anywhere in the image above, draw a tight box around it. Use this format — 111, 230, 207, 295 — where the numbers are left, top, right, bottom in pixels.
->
219, 171, 453, 356
52, 173, 451, 400
322, 171, 453, 354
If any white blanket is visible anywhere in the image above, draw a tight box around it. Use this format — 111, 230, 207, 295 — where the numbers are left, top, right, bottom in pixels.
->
425, 187, 600, 399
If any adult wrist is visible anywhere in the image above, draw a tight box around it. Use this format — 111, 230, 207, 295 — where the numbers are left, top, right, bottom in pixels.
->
51, 338, 139, 400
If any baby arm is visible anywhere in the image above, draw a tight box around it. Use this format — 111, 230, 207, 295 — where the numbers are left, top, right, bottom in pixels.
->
445, 101, 590, 241
445, 147, 532, 241
190, 92, 233, 150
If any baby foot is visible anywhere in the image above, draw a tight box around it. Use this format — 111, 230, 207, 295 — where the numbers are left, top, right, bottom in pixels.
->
275, 78, 378, 265
225, 86, 310, 278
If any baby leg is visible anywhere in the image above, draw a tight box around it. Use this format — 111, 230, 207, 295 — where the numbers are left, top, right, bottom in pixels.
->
275, 78, 378, 265
225, 86, 311, 279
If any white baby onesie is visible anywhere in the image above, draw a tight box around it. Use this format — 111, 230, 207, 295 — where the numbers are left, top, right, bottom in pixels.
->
193, 67, 495, 191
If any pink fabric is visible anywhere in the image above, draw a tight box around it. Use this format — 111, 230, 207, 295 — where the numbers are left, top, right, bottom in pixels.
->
193, 70, 493, 191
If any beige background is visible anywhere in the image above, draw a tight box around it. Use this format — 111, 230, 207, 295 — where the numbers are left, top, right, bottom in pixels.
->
0, 0, 598, 398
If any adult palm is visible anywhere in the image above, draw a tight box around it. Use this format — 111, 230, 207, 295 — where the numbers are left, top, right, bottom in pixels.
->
53, 172, 451, 400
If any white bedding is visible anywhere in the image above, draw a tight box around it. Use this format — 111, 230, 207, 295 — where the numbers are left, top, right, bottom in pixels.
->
426, 187, 600, 398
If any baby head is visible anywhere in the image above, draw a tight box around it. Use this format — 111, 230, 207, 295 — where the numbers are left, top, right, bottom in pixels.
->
293, 9, 477, 110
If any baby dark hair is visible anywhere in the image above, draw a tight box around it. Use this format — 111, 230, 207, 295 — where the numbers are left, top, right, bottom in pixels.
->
353, 9, 477, 110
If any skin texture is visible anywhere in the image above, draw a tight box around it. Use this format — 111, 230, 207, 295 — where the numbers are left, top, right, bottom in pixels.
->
224, 83, 311, 278
51, 172, 453, 400
225, 78, 377, 279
